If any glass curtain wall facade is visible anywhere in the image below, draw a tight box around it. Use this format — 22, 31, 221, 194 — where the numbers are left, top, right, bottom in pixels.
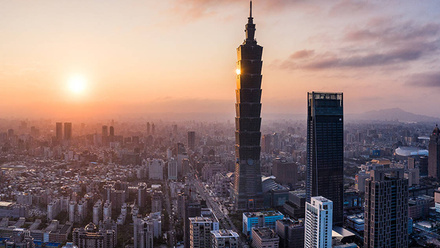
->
306, 92, 343, 226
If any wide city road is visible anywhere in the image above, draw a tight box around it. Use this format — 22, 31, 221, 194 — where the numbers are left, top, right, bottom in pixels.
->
189, 167, 249, 247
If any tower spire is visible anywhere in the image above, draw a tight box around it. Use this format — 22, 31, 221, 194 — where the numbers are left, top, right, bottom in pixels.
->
245, 0, 255, 43
250, 1, 252, 18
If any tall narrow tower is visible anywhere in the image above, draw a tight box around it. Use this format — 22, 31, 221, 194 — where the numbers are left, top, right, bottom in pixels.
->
428, 125, 440, 179
364, 168, 409, 247
307, 92, 344, 226
64, 122, 72, 141
56, 122, 63, 141
234, 1, 264, 211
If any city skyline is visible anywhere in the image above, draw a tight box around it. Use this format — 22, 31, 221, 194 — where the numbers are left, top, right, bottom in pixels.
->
1, 1, 440, 119
0, 1, 437, 247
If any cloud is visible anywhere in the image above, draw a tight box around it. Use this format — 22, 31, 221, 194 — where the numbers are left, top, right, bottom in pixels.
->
289, 49, 315, 59
407, 72, 440, 88
329, 0, 374, 16
170, 0, 378, 22
277, 18, 440, 71
280, 44, 436, 70
170, 0, 321, 22
344, 21, 440, 44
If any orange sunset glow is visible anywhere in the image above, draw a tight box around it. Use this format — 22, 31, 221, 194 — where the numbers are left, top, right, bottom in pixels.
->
1, 1, 440, 246
1, 0, 440, 120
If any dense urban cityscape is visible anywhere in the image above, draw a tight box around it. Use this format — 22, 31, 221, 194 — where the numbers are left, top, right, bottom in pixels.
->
2, 1, 440, 248
2, 113, 440, 247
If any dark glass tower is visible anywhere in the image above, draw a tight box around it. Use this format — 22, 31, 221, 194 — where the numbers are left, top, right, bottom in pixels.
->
306, 92, 343, 226
428, 125, 440, 179
188, 131, 196, 151
56, 122, 63, 141
64, 122, 72, 140
234, 1, 264, 211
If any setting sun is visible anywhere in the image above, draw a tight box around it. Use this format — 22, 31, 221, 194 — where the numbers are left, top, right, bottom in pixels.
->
68, 75, 87, 95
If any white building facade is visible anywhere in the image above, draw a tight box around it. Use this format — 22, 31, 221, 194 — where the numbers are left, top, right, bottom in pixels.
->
304, 196, 332, 248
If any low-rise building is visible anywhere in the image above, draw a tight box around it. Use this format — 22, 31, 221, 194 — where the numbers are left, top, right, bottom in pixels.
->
189, 216, 219, 248
283, 190, 306, 219
345, 214, 364, 232
72, 223, 115, 248
251, 227, 279, 248
408, 195, 434, 220
211, 229, 239, 248
243, 211, 284, 239
275, 218, 304, 248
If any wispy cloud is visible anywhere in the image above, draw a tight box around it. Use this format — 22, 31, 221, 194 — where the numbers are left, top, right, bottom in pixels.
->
170, 0, 321, 22
407, 72, 440, 88
328, 0, 374, 16
289, 49, 315, 59
277, 19, 440, 71
344, 20, 440, 44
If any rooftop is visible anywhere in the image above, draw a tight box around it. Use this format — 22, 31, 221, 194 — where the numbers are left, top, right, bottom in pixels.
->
211, 229, 239, 238
277, 218, 303, 227
395, 147, 428, 157
189, 216, 215, 223
332, 226, 356, 238
252, 227, 278, 239
244, 210, 283, 218
0, 202, 13, 208
311, 196, 331, 203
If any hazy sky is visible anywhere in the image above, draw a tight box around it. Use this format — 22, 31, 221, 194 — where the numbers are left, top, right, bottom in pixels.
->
1, 0, 440, 119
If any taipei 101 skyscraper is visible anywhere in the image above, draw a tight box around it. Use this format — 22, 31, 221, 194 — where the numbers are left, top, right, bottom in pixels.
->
234, 1, 264, 211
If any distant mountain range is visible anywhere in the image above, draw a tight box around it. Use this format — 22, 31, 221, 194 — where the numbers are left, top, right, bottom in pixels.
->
348, 108, 440, 123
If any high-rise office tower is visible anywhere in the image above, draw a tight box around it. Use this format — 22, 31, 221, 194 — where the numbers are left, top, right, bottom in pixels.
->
102, 125, 108, 145
56, 122, 63, 141
151, 191, 162, 213
428, 125, 440, 178
7, 129, 14, 137
102, 125, 108, 137
364, 168, 409, 247
93, 200, 102, 225
234, 1, 264, 211
306, 92, 343, 226
109, 126, 114, 142
304, 196, 333, 248
146, 122, 151, 135
168, 158, 178, 180
420, 156, 429, 176
261, 134, 272, 154
109, 126, 114, 136
151, 123, 155, 134
187, 131, 196, 151
64, 122, 72, 140
176, 142, 186, 155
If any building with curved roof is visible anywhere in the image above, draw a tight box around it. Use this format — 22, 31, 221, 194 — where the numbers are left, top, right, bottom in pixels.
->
395, 147, 428, 157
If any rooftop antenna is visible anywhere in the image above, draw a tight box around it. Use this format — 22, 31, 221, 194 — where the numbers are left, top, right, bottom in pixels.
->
250, 1, 253, 18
